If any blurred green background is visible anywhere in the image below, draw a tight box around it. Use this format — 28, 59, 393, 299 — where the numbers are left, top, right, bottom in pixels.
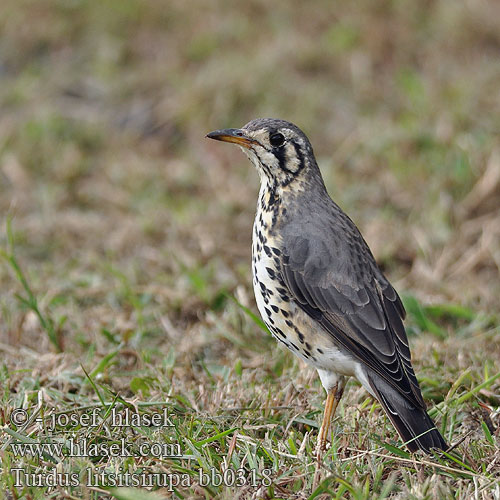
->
1, 0, 498, 348
0, 1, 499, 497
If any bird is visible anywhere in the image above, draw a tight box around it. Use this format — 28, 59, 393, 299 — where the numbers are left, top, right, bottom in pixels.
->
206, 118, 447, 459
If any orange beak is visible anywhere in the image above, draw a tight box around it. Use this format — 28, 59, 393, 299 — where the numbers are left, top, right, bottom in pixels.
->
206, 128, 258, 149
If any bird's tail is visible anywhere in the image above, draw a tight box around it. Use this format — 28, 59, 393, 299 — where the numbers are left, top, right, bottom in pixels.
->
367, 372, 448, 453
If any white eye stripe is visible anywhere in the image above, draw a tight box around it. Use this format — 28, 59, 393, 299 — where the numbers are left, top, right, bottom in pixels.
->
284, 143, 301, 172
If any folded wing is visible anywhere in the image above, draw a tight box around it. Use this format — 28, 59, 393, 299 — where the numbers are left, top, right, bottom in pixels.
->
280, 217, 425, 410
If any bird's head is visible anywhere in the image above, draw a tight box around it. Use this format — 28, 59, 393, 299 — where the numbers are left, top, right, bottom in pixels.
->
207, 118, 322, 188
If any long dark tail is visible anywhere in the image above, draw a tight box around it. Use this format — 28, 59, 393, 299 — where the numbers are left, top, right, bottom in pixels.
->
368, 373, 448, 453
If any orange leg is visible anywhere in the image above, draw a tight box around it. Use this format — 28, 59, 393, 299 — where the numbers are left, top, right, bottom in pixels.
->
313, 384, 344, 487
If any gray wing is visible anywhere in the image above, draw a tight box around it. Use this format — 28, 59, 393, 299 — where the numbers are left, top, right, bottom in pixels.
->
280, 214, 425, 409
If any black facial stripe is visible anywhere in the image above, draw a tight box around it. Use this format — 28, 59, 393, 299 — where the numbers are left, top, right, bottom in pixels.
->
292, 141, 306, 174
273, 144, 290, 173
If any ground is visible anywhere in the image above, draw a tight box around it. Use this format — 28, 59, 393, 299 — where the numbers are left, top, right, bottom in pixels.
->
0, 1, 499, 499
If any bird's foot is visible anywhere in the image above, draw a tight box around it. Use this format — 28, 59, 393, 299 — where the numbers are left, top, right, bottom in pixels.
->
313, 438, 329, 489
314, 437, 328, 461
313, 454, 323, 489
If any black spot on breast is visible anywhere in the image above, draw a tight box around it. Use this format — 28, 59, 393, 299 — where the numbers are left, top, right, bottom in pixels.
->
268, 187, 277, 206
285, 320, 293, 328
266, 267, 276, 278
281, 309, 289, 318
274, 327, 286, 338
271, 209, 279, 227
271, 305, 279, 313
305, 342, 311, 351
272, 247, 281, 256
317, 348, 324, 354
263, 245, 272, 257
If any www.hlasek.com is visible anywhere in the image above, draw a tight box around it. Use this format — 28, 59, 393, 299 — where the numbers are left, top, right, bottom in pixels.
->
10, 437, 182, 459
11, 467, 273, 490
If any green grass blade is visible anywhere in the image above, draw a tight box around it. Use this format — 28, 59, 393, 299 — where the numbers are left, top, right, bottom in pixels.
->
226, 293, 270, 335
192, 427, 238, 447
453, 370, 500, 405
81, 364, 106, 406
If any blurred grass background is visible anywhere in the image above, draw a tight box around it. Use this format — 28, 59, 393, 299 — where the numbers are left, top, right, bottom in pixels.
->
0, 1, 499, 498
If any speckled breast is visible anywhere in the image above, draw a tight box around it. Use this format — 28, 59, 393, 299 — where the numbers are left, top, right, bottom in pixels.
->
251, 211, 324, 367
250, 199, 357, 376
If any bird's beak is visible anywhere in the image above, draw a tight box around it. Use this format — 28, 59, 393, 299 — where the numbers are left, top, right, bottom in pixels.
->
206, 128, 258, 149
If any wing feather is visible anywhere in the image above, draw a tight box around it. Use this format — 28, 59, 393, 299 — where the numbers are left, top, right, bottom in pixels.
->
281, 220, 425, 409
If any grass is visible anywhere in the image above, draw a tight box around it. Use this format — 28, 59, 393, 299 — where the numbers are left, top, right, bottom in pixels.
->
0, 0, 499, 498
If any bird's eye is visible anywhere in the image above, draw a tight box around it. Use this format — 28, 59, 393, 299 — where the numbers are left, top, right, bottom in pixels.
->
269, 132, 285, 147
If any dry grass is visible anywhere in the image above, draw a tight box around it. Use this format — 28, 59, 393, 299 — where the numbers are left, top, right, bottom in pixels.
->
0, 1, 499, 498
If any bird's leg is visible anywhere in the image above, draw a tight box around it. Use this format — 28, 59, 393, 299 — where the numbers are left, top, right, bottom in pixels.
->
313, 383, 344, 488
316, 387, 336, 457
315, 383, 344, 458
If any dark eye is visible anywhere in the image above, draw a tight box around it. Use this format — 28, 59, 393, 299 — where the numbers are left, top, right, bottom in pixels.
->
269, 132, 285, 147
